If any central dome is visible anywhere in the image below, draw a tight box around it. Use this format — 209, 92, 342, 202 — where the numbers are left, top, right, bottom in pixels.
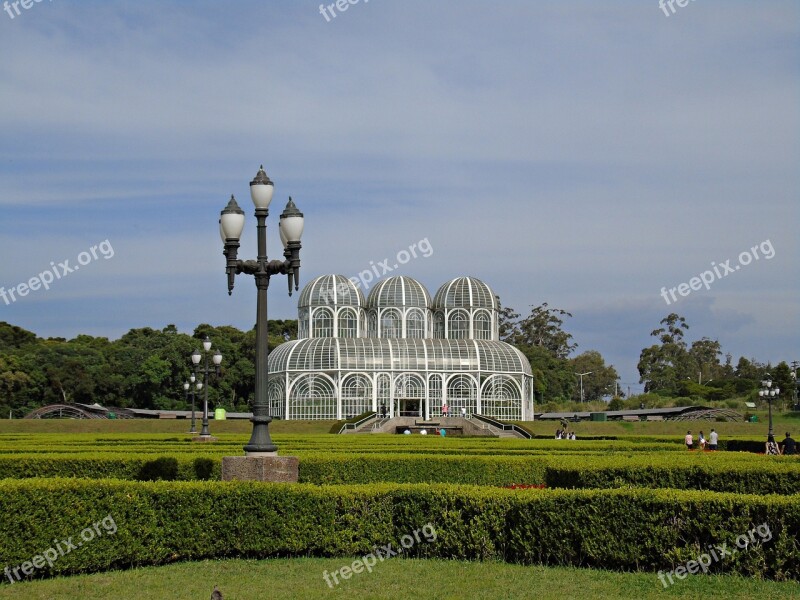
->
366, 276, 431, 309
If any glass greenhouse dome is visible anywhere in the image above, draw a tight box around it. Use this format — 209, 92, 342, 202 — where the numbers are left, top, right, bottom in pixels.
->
268, 275, 534, 420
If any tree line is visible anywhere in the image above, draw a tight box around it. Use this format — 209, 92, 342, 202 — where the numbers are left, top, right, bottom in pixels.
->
0, 321, 295, 418
1, 308, 796, 417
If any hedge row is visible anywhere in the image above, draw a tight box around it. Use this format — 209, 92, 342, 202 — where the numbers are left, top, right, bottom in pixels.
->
0, 455, 220, 481
0, 479, 797, 581
544, 460, 800, 495
1, 453, 798, 493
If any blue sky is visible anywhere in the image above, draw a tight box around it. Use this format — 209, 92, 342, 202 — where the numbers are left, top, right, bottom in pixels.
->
0, 1, 797, 391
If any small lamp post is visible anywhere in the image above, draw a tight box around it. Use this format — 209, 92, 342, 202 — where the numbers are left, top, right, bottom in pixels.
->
191, 336, 223, 439
183, 374, 202, 434
758, 374, 780, 440
220, 165, 304, 456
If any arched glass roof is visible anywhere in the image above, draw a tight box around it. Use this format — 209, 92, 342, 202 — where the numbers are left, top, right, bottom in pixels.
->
298, 274, 366, 308
433, 276, 498, 310
268, 338, 532, 376
366, 276, 431, 309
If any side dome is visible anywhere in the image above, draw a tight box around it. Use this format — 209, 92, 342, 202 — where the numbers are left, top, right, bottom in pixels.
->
366, 276, 431, 309
433, 276, 498, 310
298, 274, 365, 308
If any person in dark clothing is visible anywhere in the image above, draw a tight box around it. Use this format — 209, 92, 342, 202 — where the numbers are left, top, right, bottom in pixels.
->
782, 432, 796, 456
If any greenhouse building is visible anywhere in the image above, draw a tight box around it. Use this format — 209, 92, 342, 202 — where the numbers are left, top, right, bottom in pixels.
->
267, 274, 534, 421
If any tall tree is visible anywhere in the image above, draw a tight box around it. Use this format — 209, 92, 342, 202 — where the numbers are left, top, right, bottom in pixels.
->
638, 313, 693, 393
568, 350, 620, 402
515, 303, 577, 359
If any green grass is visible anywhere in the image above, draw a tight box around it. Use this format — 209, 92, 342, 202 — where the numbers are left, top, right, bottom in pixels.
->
0, 558, 795, 600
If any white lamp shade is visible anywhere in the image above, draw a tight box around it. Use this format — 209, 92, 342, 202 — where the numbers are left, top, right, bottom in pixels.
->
203, 337, 212, 352
183, 382, 190, 390
191, 350, 201, 365
281, 216, 304, 242
196, 382, 203, 390
220, 212, 245, 242
250, 182, 274, 209
213, 351, 222, 366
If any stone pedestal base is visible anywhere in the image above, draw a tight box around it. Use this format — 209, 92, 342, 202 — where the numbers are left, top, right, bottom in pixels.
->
221, 456, 299, 483
192, 435, 219, 443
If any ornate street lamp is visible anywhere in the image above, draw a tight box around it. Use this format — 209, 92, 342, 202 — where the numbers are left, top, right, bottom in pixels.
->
191, 336, 223, 438
220, 165, 304, 455
758, 374, 780, 440
183, 374, 202, 434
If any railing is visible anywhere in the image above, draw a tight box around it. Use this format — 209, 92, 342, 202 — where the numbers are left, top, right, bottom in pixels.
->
472, 414, 532, 439
337, 412, 377, 434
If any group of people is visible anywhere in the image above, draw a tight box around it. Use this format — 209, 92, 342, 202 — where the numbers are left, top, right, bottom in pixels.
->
555, 429, 576, 440
684, 429, 797, 456
684, 429, 719, 450
766, 432, 796, 456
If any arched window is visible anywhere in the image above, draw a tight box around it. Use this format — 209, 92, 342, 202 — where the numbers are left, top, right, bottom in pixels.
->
433, 312, 445, 339
368, 311, 378, 338
341, 374, 372, 418
406, 309, 425, 339
298, 308, 309, 339
312, 308, 333, 338
474, 311, 491, 340
381, 309, 402, 339
338, 308, 357, 338
448, 310, 468, 340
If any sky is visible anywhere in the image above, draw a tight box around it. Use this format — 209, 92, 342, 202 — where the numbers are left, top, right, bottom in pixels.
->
0, 0, 798, 392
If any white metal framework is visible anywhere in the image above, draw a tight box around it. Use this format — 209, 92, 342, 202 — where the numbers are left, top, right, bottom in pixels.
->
268, 274, 534, 420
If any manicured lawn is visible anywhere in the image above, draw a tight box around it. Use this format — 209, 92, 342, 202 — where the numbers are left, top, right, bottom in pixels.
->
0, 558, 796, 600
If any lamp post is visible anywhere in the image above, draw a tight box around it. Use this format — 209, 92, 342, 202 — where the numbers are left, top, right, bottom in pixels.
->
191, 336, 223, 438
758, 374, 780, 440
575, 371, 592, 403
220, 165, 304, 456
183, 374, 202, 434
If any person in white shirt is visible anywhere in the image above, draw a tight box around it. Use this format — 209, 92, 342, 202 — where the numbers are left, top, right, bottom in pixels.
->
708, 429, 719, 451
684, 431, 693, 450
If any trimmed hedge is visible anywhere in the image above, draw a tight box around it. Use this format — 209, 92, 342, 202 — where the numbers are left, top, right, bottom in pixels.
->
545, 460, 800, 495
0, 454, 221, 481
0, 479, 797, 581
2, 452, 798, 495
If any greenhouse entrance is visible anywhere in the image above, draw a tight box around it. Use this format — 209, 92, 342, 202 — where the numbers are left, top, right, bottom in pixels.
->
396, 398, 423, 418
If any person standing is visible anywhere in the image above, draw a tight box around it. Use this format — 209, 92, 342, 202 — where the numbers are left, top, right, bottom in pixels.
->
684, 431, 693, 450
781, 432, 796, 456
461, 406, 467, 418
442, 402, 448, 417
708, 429, 719, 451
765, 435, 782, 455
698, 431, 706, 450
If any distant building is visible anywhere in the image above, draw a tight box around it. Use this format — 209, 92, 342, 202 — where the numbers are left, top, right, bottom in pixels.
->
267, 275, 534, 420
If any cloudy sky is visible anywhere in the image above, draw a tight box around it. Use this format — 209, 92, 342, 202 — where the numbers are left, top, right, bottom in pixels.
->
0, 1, 797, 391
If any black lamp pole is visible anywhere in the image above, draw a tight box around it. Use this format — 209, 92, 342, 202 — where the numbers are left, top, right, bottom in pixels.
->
759, 374, 780, 440
184, 374, 200, 434
220, 165, 304, 455
192, 337, 222, 438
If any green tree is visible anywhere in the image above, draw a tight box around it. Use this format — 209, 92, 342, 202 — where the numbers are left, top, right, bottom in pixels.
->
568, 350, 620, 402
638, 313, 694, 394
514, 303, 577, 359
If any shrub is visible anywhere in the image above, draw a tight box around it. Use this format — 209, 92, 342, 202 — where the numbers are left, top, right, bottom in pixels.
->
0, 479, 797, 581
136, 457, 179, 481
